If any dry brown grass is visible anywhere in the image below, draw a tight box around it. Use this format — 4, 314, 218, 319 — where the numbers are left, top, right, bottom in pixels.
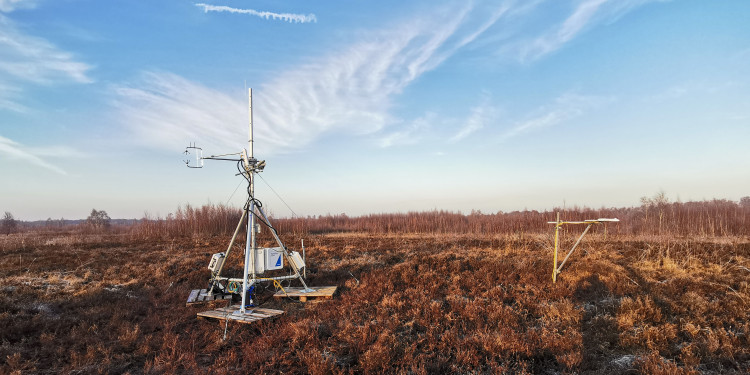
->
1, 221, 748, 374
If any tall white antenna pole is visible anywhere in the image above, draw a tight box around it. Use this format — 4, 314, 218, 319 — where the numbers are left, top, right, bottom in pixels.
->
248, 88, 254, 158
241, 88, 256, 314
249, 88, 256, 287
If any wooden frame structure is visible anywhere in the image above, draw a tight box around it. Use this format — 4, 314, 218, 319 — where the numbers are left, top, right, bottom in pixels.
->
548, 213, 619, 283
273, 286, 337, 302
197, 305, 284, 324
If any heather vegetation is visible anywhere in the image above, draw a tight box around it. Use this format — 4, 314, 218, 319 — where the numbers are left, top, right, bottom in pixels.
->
1, 196, 749, 374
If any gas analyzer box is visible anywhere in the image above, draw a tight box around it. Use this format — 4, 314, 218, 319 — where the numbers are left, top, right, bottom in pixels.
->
253, 247, 284, 274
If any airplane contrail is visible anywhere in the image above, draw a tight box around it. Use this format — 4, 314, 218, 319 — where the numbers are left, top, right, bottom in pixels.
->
195, 3, 317, 24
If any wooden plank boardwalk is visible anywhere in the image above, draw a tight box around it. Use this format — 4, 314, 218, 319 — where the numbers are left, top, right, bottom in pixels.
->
197, 305, 284, 324
273, 286, 337, 302
186, 289, 232, 306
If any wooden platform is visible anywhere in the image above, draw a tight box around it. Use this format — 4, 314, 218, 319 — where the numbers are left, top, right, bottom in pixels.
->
197, 305, 284, 324
186, 289, 232, 306
273, 286, 337, 302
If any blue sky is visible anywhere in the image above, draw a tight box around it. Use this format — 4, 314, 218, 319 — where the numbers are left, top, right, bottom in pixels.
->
1, 0, 749, 220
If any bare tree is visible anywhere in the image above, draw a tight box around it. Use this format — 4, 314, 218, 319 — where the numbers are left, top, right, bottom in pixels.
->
640, 191, 670, 234
86, 209, 111, 230
740, 196, 750, 209
2, 212, 17, 235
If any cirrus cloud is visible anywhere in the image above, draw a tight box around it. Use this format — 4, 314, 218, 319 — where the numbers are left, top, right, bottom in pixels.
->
115, 0, 662, 155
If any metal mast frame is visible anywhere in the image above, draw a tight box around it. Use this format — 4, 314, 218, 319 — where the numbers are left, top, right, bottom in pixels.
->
188, 88, 311, 314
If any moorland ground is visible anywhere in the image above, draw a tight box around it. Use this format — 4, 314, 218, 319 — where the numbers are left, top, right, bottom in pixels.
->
1, 217, 749, 374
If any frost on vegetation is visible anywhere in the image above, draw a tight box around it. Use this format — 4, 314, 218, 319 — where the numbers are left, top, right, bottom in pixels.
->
612, 354, 635, 368
44, 236, 76, 246
31, 302, 52, 314
104, 284, 138, 299
582, 295, 621, 313
27, 302, 60, 320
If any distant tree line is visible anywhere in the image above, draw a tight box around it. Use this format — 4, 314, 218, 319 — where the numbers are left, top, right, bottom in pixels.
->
5, 194, 750, 238
271, 197, 750, 237
127, 194, 750, 238
1, 209, 115, 234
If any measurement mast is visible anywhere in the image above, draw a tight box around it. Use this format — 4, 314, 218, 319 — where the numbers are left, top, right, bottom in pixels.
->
241, 88, 255, 314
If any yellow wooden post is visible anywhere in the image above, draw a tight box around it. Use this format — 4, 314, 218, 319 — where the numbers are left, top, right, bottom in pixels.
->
553, 212, 560, 283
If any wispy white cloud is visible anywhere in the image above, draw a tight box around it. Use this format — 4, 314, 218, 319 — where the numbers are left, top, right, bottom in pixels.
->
253, 7, 477, 152
0, 135, 68, 174
0, 82, 27, 112
116, 2, 509, 154
518, 0, 665, 62
28, 145, 86, 158
500, 92, 613, 140
645, 80, 745, 103
0, 15, 93, 84
527, 0, 607, 60
113, 72, 245, 153
450, 94, 500, 142
116, 1, 654, 154
378, 113, 435, 148
0, 0, 37, 13
378, 94, 501, 147
195, 3, 316, 24
0, 13, 92, 111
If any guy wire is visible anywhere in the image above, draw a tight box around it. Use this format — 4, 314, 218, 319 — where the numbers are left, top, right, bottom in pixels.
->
225, 179, 244, 205
257, 173, 299, 218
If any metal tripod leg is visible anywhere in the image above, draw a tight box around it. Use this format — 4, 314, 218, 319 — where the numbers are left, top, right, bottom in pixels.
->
208, 208, 248, 295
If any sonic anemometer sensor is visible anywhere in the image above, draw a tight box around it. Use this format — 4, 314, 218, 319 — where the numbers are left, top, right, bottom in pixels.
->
183, 143, 204, 168
184, 88, 336, 325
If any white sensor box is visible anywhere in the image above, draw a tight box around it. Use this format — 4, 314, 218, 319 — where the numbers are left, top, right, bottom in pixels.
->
208, 252, 225, 272
289, 251, 305, 270
253, 247, 284, 274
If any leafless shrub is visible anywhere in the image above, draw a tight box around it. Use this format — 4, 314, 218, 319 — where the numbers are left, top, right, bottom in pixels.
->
2, 211, 17, 235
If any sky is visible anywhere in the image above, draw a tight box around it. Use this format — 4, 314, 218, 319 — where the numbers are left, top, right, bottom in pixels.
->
1, 0, 749, 220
